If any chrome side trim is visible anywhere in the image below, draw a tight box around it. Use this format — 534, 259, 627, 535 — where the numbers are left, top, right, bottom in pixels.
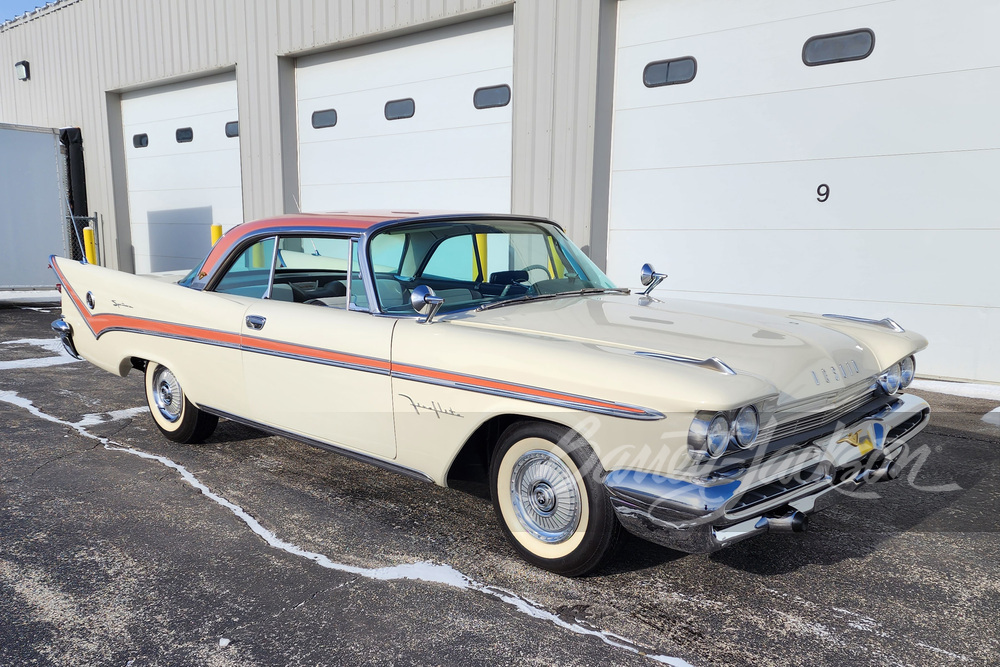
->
391, 370, 664, 421
822, 314, 905, 332
97, 327, 241, 350
240, 344, 391, 377
200, 406, 435, 484
634, 351, 737, 376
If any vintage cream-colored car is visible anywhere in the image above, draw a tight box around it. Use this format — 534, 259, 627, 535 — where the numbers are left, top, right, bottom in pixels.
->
50, 213, 930, 575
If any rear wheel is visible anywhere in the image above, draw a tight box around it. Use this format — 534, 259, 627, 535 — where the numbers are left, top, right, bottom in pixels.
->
144, 362, 218, 443
490, 422, 621, 576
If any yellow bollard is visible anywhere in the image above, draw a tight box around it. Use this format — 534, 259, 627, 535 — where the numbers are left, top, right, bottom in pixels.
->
83, 227, 97, 265
251, 241, 265, 268
211, 224, 223, 246
473, 233, 489, 280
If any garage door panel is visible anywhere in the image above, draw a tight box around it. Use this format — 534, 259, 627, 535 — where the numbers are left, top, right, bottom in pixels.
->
617, 0, 880, 48
299, 124, 512, 186
296, 14, 512, 214
610, 150, 1000, 232
301, 177, 511, 213
298, 70, 512, 141
123, 150, 242, 192
123, 113, 240, 160
607, 229, 996, 309
118, 74, 240, 122
296, 21, 513, 99
616, 0, 1000, 111
613, 68, 1000, 171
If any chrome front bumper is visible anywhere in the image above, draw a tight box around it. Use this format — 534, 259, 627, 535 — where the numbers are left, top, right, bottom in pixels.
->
604, 392, 931, 553
51, 318, 82, 360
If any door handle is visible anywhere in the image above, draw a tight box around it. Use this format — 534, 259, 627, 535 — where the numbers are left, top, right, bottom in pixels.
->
245, 315, 266, 330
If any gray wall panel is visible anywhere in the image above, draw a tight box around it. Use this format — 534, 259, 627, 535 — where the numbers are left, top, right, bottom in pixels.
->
511, 0, 603, 248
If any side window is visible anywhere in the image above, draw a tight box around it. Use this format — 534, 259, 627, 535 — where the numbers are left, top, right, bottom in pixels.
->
214, 237, 275, 299
422, 235, 475, 281
275, 236, 353, 308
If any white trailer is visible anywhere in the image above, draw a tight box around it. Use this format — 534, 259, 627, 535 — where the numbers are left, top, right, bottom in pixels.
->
0, 123, 72, 290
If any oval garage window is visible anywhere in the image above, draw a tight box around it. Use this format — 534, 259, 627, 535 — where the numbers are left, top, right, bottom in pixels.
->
643, 57, 697, 87
311, 109, 338, 129
385, 98, 415, 121
473, 84, 511, 109
803, 29, 875, 66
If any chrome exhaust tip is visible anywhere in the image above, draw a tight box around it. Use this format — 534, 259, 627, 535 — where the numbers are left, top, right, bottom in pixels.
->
855, 459, 901, 485
764, 510, 808, 533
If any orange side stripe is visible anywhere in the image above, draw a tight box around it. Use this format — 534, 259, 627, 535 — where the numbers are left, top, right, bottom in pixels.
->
390, 362, 645, 414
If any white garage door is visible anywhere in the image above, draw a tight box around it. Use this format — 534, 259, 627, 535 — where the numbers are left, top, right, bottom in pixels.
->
296, 14, 513, 214
121, 72, 243, 274
608, 0, 1000, 383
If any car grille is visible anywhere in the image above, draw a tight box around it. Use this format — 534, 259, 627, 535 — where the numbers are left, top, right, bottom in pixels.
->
761, 382, 878, 444
728, 464, 830, 514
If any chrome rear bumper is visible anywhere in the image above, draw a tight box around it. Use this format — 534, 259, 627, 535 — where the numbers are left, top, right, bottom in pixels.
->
605, 392, 931, 553
51, 318, 82, 360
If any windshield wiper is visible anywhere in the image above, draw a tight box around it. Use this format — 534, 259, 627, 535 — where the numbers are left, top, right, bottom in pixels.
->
477, 287, 630, 311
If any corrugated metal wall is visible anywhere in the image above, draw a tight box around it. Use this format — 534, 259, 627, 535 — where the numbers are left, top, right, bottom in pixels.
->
0, 0, 609, 271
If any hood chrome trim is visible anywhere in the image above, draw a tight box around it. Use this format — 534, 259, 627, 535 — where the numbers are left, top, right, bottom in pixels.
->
635, 351, 737, 375
822, 313, 905, 333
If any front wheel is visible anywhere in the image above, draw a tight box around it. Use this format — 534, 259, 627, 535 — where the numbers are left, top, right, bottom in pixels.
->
490, 422, 621, 576
144, 362, 218, 443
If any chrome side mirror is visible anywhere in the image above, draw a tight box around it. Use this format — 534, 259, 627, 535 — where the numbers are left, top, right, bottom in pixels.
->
639, 263, 668, 296
410, 285, 445, 324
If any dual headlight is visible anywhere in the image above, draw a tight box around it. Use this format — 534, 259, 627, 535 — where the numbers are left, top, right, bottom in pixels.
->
688, 405, 760, 460
878, 355, 916, 395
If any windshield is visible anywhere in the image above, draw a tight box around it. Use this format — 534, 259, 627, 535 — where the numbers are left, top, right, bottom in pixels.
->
367, 220, 618, 314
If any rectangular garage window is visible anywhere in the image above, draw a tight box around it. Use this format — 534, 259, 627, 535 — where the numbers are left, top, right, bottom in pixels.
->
474, 85, 511, 109
803, 29, 874, 66
311, 109, 338, 129
132, 133, 148, 148
385, 98, 415, 121
643, 57, 697, 87
175, 127, 194, 143
225, 121, 239, 138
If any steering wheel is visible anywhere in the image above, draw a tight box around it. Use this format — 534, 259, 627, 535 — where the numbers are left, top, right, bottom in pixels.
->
521, 264, 551, 281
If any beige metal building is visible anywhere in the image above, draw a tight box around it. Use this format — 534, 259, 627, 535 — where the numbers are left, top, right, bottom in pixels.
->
0, 0, 614, 273
2, 0, 997, 384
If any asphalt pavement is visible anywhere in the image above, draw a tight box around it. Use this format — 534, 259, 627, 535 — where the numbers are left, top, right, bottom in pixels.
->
1, 302, 998, 666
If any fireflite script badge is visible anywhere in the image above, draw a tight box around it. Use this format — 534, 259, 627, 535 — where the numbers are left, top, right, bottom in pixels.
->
837, 421, 886, 455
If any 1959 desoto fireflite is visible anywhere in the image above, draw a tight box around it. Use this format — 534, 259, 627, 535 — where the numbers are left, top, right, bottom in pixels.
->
50, 213, 930, 575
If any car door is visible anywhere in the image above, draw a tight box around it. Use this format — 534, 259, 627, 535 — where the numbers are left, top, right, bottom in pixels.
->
223, 234, 397, 459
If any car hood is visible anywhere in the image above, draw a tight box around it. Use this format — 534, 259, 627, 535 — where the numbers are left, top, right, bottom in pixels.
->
448, 294, 899, 403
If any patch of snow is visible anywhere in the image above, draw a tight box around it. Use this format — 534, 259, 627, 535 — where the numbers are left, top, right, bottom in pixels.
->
0, 390, 694, 667
0, 290, 60, 305
76, 407, 149, 427
982, 407, 1000, 427
910, 380, 1000, 402
218, 638, 231, 648
0, 338, 81, 371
